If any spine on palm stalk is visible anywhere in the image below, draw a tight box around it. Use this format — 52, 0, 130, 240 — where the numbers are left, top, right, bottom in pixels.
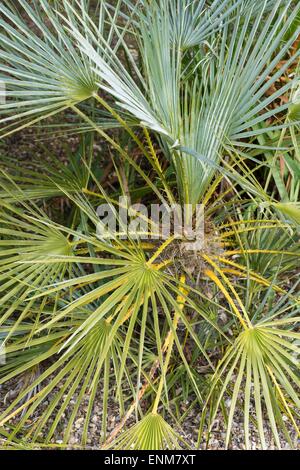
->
0, 0, 299, 450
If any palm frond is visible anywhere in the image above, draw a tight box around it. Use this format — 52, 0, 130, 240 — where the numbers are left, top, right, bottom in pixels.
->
0, 0, 124, 137
108, 412, 188, 450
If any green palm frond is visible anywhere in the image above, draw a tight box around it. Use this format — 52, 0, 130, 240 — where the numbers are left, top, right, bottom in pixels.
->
124, 0, 252, 50
108, 412, 188, 450
205, 318, 300, 449
0, 0, 125, 137
0, 199, 76, 338
108, 413, 188, 450
199, 247, 300, 449
0, 145, 93, 202
0, 318, 121, 446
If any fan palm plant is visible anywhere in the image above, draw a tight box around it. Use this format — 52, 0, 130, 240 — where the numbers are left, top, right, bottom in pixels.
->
0, 0, 299, 451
